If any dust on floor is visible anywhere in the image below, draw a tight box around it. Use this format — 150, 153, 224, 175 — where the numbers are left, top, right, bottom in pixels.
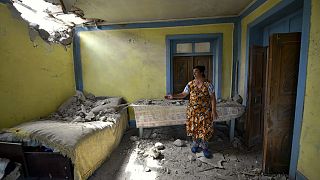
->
89, 125, 288, 180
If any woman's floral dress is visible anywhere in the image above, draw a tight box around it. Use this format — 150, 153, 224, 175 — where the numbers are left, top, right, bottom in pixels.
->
183, 80, 215, 141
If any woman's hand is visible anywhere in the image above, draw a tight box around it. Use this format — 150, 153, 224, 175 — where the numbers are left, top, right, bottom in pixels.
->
212, 110, 218, 120
164, 94, 173, 100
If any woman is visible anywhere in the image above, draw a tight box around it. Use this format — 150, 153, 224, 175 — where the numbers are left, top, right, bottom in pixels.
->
165, 65, 218, 158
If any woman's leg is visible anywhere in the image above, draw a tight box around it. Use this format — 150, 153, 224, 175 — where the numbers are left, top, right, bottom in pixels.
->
200, 140, 212, 158
191, 138, 201, 153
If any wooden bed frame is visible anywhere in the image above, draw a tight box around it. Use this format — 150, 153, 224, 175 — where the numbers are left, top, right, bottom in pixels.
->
0, 141, 73, 179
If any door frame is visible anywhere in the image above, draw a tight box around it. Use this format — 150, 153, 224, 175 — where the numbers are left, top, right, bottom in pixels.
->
243, 0, 311, 178
166, 33, 223, 98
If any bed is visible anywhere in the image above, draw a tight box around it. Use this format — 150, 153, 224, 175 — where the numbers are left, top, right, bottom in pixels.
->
0, 91, 128, 180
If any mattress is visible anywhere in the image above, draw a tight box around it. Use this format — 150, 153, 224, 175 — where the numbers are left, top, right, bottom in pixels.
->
2, 110, 128, 180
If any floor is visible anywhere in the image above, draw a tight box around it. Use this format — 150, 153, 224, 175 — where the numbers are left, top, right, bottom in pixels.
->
89, 125, 288, 180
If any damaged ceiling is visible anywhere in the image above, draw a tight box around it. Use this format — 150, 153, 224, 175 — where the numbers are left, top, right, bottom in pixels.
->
8, 0, 255, 46
10, 0, 91, 46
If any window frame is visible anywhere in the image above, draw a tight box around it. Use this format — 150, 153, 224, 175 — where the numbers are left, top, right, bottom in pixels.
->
166, 33, 223, 98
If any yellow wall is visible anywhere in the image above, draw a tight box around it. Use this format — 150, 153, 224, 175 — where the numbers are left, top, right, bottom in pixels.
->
239, 0, 281, 97
297, 0, 320, 179
0, 4, 75, 129
80, 24, 234, 103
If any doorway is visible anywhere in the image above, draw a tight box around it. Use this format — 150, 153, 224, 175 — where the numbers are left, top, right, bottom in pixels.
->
246, 32, 301, 174
263, 32, 301, 173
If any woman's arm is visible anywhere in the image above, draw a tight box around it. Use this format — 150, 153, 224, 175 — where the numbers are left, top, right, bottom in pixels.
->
211, 92, 218, 120
165, 92, 188, 99
165, 83, 189, 100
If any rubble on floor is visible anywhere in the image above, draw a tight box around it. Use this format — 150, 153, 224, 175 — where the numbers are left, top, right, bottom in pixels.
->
89, 126, 289, 180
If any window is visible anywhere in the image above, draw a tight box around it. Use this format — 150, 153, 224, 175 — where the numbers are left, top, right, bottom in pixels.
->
195, 42, 211, 53
174, 41, 212, 55
176, 43, 193, 53
166, 34, 222, 98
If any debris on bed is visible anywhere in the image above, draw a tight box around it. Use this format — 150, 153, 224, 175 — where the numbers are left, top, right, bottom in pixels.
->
47, 91, 126, 123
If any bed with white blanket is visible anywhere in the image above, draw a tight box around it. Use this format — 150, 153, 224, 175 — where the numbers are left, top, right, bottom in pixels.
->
0, 92, 128, 180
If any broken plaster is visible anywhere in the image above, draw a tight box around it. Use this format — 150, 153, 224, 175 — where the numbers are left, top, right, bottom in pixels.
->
6, 0, 100, 47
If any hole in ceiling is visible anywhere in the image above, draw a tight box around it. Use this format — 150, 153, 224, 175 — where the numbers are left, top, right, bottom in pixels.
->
10, 0, 102, 46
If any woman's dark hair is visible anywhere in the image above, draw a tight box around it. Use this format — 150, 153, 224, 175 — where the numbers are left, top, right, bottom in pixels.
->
194, 65, 205, 78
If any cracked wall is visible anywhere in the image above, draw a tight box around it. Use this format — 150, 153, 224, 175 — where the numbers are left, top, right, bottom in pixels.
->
0, 3, 75, 129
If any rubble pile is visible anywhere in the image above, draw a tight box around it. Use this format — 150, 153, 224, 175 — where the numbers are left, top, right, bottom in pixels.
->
91, 126, 289, 180
47, 91, 126, 123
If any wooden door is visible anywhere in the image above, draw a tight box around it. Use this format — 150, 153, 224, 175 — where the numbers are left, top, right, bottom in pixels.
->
263, 33, 301, 173
173, 56, 193, 93
245, 46, 267, 147
193, 55, 212, 82
173, 55, 212, 94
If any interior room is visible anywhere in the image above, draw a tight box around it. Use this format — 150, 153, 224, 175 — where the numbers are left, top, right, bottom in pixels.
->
0, 0, 319, 179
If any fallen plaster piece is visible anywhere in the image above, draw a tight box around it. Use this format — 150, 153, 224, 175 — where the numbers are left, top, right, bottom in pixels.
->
251, 167, 262, 174
150, 133, 157, 138
226, 154, 238, 161
147, 147, 161, 159
173, 139, 185, 147
155, 142, 164, 150
129, 136, 139, 141
196, 152, 225, 169
188, 154, 196, 161
144, 167, 151, 172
